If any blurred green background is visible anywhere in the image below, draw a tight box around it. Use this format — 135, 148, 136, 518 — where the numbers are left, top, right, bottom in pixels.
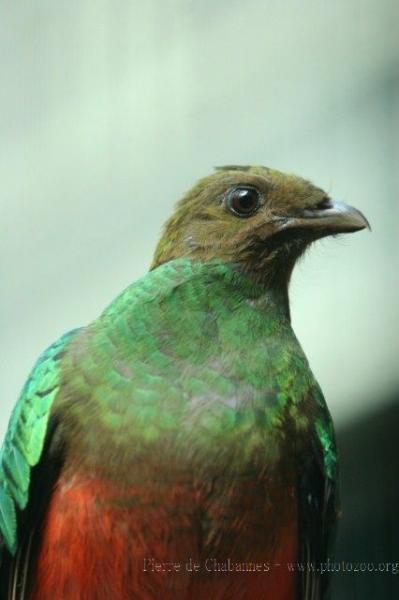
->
1, 1, 398, 598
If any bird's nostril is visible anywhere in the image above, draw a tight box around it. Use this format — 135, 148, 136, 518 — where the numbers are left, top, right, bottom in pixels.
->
314, 197, 332, 210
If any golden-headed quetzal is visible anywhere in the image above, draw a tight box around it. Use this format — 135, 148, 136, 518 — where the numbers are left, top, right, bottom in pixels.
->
0, 166, 368, 599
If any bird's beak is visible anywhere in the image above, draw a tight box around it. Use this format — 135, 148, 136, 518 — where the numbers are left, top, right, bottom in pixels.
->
277, 200, 370, 237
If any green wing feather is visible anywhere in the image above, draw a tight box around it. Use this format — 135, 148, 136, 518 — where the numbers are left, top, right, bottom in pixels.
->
0, 329, 79, 555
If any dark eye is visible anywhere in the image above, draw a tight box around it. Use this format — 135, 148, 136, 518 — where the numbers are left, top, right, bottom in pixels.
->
226, 186, 261, 218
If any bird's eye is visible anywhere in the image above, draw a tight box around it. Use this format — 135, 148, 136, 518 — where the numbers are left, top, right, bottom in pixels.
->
226, 186, 261, 218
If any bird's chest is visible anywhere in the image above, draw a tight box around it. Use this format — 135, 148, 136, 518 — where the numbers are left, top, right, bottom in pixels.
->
63, 298, 317, 482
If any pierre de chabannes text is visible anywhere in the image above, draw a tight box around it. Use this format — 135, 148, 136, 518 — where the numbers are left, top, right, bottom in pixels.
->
143, 558, 399, 575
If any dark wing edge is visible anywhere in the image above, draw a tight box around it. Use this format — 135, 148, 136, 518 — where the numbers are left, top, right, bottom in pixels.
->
2, 417, 65, 600
298, 413, 339, 600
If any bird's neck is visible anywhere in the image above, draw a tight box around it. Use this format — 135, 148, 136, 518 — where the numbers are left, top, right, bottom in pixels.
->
267, 282, 291, 322
237, 265, 292, 323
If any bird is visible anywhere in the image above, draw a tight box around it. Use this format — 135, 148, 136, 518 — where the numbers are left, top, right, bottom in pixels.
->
0, 165, 368, 600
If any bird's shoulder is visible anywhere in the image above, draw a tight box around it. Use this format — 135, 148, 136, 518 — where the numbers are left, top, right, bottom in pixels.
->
100, 258, 254, 322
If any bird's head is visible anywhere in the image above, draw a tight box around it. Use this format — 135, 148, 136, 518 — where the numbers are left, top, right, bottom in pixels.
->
152, 166, 369, 288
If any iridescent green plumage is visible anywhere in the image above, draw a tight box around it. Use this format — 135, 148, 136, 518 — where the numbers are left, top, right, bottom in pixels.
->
0, 330, 78, 553
53, 259, 337, 471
